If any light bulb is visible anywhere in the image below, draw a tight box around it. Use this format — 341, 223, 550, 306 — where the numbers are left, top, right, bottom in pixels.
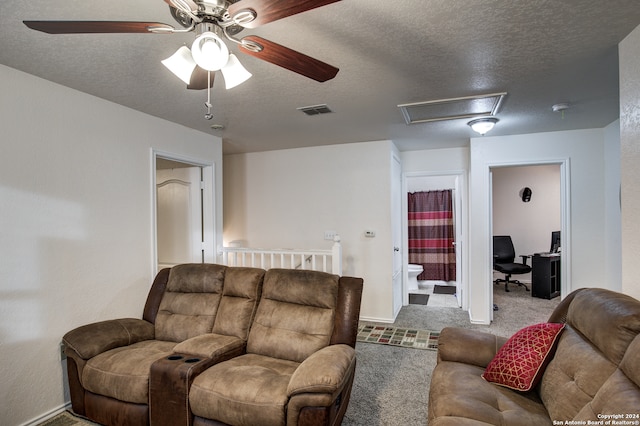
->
191, 32, 229, 71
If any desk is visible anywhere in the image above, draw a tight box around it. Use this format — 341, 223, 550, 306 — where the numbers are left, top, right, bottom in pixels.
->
532, 254, 561, 299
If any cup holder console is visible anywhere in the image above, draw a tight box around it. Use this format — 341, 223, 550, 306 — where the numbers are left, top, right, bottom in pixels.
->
151, 353, 208, 425
166, 354, 201, 363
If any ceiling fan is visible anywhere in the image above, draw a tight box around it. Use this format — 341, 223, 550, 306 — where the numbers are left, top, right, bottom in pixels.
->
24, 0, 340, 117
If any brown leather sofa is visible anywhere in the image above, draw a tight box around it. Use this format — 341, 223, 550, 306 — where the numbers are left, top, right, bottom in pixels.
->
428, 288, 640, 425
63, 264, 363, 426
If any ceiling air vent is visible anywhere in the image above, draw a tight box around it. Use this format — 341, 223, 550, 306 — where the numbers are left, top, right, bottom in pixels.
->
398, 92, 507, 125
297, 104, 333, 116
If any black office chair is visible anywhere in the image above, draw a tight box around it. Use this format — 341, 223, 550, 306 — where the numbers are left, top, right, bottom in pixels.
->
493, 235, 531, 292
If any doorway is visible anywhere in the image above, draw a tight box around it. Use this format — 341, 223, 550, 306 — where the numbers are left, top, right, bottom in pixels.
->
488, 160, 569, 320
152, 151, 215, 273
402, 171, 466, 309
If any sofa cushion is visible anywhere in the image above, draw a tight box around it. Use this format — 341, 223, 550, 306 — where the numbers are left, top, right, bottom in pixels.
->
429, 362, 551, 425
247, 269, 339, 363
565, 288, 640, 364
573, 334, 640, 421
155, 264, 226, 342
82, 340, 176, 404
539, 288, 640, 421
539, 326, 619, 420
482, 323, 564, 391
190, 353, 300, 426
211, 266, 264, 340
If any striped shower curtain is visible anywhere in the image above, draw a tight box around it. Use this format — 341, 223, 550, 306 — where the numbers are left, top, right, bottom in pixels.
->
408, 190, 456, 281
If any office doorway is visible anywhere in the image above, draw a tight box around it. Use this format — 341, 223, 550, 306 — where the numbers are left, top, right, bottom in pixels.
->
489, 162, 568, 319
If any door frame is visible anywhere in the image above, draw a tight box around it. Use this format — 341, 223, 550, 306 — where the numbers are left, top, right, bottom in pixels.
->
487, 158, 570, 321
392, 152, 404, 318
151, 149, 216, 275
402, 169, 468, 309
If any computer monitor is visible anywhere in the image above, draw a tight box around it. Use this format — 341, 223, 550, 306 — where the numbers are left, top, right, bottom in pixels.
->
550, 231, 561, 253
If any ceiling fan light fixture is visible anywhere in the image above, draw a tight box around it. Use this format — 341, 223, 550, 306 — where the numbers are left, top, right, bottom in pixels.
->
221, 54, 252, 89
161, 46, 197, 85
191, 31, 229, 71
468, 117, 499, 135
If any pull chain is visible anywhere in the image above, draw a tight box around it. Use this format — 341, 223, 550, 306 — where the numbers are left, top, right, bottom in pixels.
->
204, 71, 213, 120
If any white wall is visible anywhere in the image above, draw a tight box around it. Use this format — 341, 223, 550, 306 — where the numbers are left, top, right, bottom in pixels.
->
0, 64, 223, 426
492, 164, 561, 278
604, 120, 622, 290
468, 128, 618, 324
407, 175, 456, 192
400, 146, 469, 173
620, 24, 640, 300
224, 140, 396, 321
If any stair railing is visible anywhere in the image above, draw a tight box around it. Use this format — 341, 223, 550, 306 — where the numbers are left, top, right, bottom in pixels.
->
220, 235, 342, 275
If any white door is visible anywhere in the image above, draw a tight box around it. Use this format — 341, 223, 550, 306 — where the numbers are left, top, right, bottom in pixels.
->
391, 155, 403, 317
156, 166, 203, 269
453, 177, 463, 307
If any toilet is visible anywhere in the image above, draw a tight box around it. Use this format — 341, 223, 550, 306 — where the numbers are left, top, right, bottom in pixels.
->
407, 263, 424, 291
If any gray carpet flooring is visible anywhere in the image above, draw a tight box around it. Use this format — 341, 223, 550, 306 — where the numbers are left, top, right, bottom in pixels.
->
342, 284, 560, 425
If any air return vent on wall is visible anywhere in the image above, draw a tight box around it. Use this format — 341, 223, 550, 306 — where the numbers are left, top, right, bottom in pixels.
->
297, 104, 333, 116
398, 92, 507, 125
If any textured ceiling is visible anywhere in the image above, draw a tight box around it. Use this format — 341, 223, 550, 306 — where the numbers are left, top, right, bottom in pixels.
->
1, 1, 639, 154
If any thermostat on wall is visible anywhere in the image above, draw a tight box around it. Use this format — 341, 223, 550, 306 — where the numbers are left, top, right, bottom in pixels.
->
365, 230, 376, 238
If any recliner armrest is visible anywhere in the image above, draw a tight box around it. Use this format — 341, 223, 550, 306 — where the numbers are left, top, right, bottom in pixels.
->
287, 344, 356, 396
63, 318, 155, 360
437, 327, 508, 368
172, 333, 246, 359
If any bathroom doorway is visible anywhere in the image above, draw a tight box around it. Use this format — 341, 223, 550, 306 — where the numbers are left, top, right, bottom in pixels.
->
403, 171, 466, 308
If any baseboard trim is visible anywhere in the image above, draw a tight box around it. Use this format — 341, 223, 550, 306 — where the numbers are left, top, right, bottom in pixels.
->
468, 310, 490, 325
20, 402, 72, 426
359, 315, 395, 324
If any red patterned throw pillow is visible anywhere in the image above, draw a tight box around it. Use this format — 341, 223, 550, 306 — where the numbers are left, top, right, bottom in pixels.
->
482, 322, 565, 391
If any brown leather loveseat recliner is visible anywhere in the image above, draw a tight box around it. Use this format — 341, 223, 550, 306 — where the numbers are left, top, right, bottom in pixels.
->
188, 268, 362, 426
428, 288, 640, 425
63, 264, 363, 426
63, 264, 265, 426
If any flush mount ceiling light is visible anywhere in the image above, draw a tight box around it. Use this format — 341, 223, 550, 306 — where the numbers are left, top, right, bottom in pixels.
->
468, 117, 499, 135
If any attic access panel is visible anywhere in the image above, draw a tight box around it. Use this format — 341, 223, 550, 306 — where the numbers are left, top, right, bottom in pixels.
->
398, 92, 507, 125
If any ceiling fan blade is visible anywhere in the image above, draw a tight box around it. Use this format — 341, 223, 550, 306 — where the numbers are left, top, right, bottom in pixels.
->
228, 0, 341, 29
163, 0, 198, 9
187, 67, 215, 90
23, 21, 174, 34
239, 35, 338, 82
